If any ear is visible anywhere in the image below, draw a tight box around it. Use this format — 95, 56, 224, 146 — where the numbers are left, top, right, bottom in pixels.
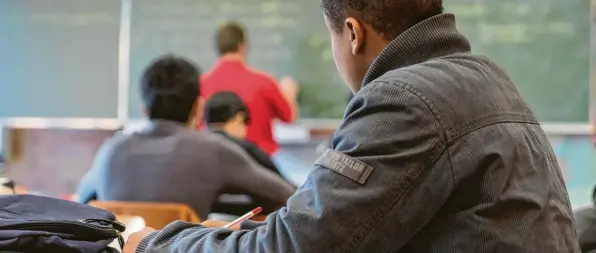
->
194, 97, 205, 119
186, 97, 203, 127
231, 112, 245, 124
345, 17, 364, 55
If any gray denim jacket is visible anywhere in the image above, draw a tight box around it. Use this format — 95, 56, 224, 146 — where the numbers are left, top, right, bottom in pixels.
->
136, 13, 579, 253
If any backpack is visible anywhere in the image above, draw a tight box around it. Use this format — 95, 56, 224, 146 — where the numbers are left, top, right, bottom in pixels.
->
0, 194, 125, 253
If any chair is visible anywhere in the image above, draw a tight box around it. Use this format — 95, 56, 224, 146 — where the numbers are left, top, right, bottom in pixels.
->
89, 201, 200, 229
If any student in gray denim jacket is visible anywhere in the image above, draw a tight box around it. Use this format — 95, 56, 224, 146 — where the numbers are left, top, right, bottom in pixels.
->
125, 0, 580, 252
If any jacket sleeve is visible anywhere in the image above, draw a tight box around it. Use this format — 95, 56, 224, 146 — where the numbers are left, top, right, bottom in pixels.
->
77, 140, 113, 204
77, 171, 97, 204
135, 81, 454, 253
574, 206, 596, 252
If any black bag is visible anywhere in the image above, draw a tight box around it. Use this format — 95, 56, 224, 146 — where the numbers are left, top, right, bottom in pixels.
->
0, 194, 125, 253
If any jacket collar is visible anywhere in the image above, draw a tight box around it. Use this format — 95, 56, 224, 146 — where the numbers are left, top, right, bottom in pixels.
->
362, 13, 472, 86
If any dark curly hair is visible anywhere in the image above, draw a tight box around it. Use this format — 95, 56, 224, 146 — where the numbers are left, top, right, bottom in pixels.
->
321, 0, 443, 40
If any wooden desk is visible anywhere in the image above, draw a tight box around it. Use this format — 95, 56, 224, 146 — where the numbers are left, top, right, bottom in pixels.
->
252, 214, 267, 221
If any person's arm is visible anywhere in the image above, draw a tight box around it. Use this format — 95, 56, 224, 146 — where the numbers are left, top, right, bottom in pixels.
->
574, 206, 596, 252
266, 75, 298, 123
241, 140, 278, 173
77, 141, 113, 204
219, 142, 295, 209
77, 171, 97, 204
131, 81, 452, 253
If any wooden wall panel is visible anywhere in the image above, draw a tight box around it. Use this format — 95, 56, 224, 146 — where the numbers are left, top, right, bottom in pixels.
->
3, 128, 115, 196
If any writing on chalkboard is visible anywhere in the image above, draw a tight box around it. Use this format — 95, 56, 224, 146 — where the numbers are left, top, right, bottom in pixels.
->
124, 0, 591, 121
4, 13, 115, 26
450, 2, 575, 45
0, 0, 589, 122
447, 0, 589, 122
128, 0, 350, 119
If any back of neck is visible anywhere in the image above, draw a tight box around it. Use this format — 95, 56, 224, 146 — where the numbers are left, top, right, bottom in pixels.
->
220, 53, 245, 62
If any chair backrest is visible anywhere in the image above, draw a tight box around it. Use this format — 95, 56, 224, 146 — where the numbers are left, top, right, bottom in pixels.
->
89, 201, 200, 229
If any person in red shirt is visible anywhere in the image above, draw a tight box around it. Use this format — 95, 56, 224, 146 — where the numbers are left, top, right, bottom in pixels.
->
201, 21, 299, 155
200, 22, 311, 185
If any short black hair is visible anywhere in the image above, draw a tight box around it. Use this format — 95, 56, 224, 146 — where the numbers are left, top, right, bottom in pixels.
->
321, 0, 443, 40
216, 21, 246, 56
140, 54, 200, 123
204, 91, 250, 125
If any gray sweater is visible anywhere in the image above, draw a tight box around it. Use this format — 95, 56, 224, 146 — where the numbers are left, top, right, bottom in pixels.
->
77, 120, 294, 220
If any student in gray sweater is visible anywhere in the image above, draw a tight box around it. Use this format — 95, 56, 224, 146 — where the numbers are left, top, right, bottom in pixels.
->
77, 55, 294, 220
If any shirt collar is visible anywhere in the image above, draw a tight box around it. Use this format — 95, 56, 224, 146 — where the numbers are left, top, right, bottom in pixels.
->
124, 119, 185, 133
362, 13, 472, 86
214, 56, 245, 69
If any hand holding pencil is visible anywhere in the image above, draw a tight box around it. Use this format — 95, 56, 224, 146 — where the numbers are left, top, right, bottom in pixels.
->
124, 207, 263, 252
201, 207, 263, 230
223, 207, 262, 229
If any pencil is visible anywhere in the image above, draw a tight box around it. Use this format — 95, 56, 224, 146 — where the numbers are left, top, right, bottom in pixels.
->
223, 207, 263, 229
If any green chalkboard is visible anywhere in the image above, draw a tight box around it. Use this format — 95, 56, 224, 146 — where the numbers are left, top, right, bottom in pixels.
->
129, 0, 590, 122
447, 0, 590, 122
128, 0, 348, 119
0, 0, 121, 118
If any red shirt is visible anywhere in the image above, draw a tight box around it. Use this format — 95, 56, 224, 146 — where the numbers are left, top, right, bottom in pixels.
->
200, 58, 293, 155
